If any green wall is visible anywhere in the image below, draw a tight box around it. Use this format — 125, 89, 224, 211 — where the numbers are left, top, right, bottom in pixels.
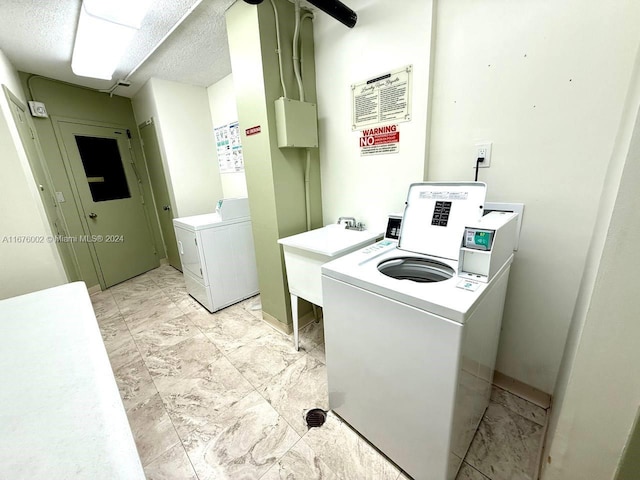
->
616, 409, 640, 480
19, 74, 164, 289
226, 0, 322, 327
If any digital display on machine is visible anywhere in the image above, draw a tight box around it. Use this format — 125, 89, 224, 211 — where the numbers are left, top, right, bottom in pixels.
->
385, 216, 402, 240
463, 228, 494, 251
431, 201, 452, 227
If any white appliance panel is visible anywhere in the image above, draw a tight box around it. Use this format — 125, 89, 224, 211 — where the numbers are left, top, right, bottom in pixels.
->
400, 182, 486, 260
323, 275, 463, 480
235, 221, 260, 295
174, 226, 204, 281
202, 224, 239, 309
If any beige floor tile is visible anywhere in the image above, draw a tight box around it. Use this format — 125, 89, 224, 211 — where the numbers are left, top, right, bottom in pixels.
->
90, 290, 120, 320
182, 391, 300, 480
191, 307, 273, 355
464, 402, 544, 480
490, 386, 547, 426
114, 357, 157, 410
123, 297, 184, 333
132, 314, 200, 357
308, 343, 326, 364
455, 462, 491, 480
158, 356, 254, 438
126, 393, 181, 467
261, 438, 338, 480
259, 354, 329, 436
143, 442, 198, 480
226, 329, 305, 388
303, 412, 400, 480
298, 319, 325, 353
144, 333, 222, 391
107, 334, 141, 371
98, 314, 131, 353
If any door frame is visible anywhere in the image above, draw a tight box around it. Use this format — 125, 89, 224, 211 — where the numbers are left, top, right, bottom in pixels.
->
139, 117, 182, 270
3, 86, 81, 282
52, 115, 160, 289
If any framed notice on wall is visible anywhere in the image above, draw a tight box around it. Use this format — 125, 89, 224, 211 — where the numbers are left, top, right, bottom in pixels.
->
351, 65, 413, 131
215, 121, 244, 173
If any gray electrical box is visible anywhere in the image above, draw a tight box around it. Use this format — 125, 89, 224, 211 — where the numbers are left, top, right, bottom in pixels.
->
274, 97, 318, 148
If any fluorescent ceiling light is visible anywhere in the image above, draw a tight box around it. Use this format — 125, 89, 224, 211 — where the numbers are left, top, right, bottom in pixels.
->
71, 0, 152, 81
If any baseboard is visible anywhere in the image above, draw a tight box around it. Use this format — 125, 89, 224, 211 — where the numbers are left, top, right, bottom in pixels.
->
493, 370, 552, 409
87, 284, 102, 295
159, 258, 169, 266
260, 310, 317, 336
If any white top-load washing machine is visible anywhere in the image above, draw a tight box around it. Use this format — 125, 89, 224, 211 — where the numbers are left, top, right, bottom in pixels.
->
321, 182, 518, 480
173, 198, 259, 313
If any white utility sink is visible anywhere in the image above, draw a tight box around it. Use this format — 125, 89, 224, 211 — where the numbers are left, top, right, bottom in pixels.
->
278, 224, 381, 350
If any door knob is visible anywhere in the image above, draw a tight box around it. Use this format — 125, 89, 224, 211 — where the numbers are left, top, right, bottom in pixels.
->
163, 205, 171, 211
88, 212, 98, 219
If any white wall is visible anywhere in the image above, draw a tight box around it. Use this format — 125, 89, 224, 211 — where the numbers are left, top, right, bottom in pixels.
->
428, 0, 640, 393
314, 0, 434, 232
207, 73, 248, 198
0, 48, 66, 299
132, 78, 223, 218
541, 49, 640, 478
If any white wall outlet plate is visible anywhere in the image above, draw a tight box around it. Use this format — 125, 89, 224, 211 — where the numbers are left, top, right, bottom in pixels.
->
28, 101, 48, 118
474, 142, 492, 168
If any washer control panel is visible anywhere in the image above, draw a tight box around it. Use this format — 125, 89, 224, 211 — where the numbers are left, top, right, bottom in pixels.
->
463, 228, 494, 251
361, 240, 395, 255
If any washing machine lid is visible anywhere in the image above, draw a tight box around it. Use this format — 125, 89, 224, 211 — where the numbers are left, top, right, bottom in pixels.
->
398, 182, 486, 260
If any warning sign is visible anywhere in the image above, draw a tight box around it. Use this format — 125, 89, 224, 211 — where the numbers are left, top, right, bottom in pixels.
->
359, 124, 400, 156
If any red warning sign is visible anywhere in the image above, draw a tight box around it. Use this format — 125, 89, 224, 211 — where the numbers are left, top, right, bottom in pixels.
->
245, 125, 261, 136
359, 124, 400, 155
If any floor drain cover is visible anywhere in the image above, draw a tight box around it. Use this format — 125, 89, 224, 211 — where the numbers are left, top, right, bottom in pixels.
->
305, 408, 327, 428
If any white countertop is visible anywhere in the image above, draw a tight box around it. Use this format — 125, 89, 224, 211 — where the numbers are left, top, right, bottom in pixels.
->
278, 224, 382, 257
0, 282, 145, 480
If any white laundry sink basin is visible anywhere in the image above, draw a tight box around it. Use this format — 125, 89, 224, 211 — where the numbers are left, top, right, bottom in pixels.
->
278, 224, 381, 350
279, 224, 381, 259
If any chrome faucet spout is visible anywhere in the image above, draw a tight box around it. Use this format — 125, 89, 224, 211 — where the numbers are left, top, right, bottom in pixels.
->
337, 216, 357, 228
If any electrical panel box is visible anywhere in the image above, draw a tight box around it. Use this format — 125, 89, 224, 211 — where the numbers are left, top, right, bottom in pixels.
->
274, 97, 318, 148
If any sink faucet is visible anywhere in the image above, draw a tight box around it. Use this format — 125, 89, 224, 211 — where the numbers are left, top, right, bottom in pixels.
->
337, 217, 365, 231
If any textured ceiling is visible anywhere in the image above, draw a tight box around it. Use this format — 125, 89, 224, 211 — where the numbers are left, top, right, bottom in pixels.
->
0, 0, 236, 97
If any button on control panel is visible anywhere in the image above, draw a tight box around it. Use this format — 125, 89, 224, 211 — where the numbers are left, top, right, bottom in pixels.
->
362, 240, 394, 255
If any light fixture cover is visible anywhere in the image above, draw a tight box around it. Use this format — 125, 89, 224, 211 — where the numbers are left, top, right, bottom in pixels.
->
84, 0, 153, 28
71, 0, 152, 80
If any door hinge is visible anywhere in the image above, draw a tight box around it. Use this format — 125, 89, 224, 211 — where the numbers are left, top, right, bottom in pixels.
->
195, 238, 198, 246
126, 129, 132, 139
29, 127, 35, 140
200, 267, 202, 276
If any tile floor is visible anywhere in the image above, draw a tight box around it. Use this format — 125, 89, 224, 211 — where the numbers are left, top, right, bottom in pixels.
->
91, 265, 547, 480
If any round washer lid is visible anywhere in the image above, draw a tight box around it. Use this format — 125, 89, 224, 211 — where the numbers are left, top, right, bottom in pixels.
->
398, 182, 486, 259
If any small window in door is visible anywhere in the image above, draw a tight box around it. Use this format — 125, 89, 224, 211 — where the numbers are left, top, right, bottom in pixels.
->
75, 135, 131, 202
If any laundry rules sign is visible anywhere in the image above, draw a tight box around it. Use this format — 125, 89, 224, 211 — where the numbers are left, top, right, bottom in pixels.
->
359, 124, 400, 156
351, 65, 412, 131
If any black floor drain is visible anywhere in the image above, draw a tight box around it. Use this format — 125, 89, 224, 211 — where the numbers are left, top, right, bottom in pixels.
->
305, 408, 327, 428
